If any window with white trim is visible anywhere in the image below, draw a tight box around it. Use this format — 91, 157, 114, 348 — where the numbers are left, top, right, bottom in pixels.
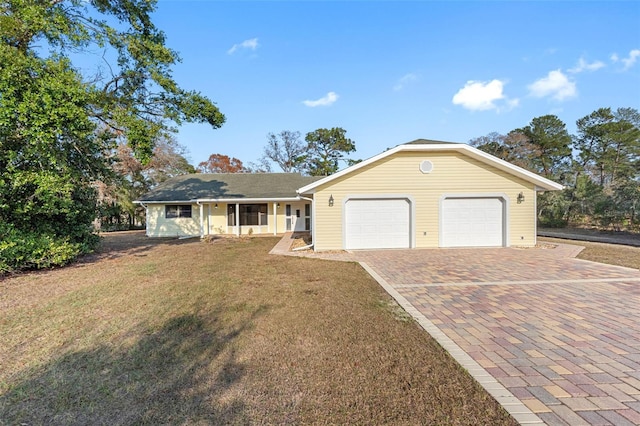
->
228, 204, 268, 226
165, 205, 192, 218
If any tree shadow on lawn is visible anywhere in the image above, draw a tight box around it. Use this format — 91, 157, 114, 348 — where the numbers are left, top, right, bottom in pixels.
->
0, 305, 266, 424
79, 231, 198, 265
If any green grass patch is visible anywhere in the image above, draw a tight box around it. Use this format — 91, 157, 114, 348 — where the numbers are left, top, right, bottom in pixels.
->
0, 232, 517, 424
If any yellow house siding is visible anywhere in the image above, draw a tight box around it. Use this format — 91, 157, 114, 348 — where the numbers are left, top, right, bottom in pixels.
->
205, 202, 272, 235
207, 204, 227, 234
167, 201, 312, 236
146, 204, 201, 237
312, 151, 538, 250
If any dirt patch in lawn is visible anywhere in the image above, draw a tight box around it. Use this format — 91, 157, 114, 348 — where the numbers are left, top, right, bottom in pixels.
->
0, 231, 516, 425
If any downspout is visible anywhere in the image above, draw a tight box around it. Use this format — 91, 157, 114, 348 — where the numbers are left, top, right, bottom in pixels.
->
196, 201, 204, 239
297, 195, 314, 251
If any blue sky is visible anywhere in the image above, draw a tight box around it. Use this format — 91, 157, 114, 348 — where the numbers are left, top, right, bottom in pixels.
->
147, 0, 640, 169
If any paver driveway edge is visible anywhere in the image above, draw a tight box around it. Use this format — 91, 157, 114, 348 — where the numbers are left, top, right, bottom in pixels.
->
359, 261, 545, 426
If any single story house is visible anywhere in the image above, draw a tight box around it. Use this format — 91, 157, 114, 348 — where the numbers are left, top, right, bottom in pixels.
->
136, 140, 563, 249
136, 172, 321, 237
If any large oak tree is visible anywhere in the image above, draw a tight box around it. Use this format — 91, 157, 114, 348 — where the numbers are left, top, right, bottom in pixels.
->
0, 0, 224, 271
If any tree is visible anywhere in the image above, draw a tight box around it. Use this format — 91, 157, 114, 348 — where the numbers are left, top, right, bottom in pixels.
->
98, 136, 195, 230
197, 154, 245, 173
0, 0, 224, 272
469, 131, 538, 171
574, 107, 640, 188
262, 130, 306, 173
245, 158, 273, 173
516, 115, 572, 181
146, 137, 197, 183
468, 108, 640, 231
469, 132, 510, 158
570, 107, 640, 228
304, 127, 356, 176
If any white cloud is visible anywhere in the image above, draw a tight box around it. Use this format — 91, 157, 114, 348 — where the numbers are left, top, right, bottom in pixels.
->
568, 57, 605, 73
611, 49, 640, 70
302, 91, 339, 107
506, 98, 520, 109
527, 70, 577, 101
227, 38, 259, 55
451, 79, 508, 111
393, 73, 418, 91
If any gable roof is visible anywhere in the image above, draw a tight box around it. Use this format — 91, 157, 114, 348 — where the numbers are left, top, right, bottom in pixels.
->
137, 173, 322, 203
298, 140, 564, 194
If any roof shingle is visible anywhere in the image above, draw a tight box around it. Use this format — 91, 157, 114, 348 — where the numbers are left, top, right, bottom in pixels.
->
137, 173, 322, 202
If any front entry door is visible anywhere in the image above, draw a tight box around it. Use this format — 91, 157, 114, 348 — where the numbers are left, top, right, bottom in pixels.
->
285, 204, 296, 231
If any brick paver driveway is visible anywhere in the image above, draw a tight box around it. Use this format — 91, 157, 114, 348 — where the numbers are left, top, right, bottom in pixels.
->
354, 244, 640, 425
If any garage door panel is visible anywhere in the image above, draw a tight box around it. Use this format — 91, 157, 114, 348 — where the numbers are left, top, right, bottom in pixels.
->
442, 198, 504, 247
346, 199, 410, 250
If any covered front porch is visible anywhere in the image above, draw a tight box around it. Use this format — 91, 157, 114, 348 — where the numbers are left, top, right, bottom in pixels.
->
196, 199, 311, 237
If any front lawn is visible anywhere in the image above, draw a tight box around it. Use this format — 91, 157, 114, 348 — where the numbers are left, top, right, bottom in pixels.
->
0, 232, 516, 424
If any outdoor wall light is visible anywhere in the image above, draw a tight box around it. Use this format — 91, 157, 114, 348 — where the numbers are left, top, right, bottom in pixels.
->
517, 192, 525, 204
277, 203, 280, 208
328, 194, 334, 207
214, 203, 218, 209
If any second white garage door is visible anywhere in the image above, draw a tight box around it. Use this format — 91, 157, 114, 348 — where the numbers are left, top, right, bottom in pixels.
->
441, 197, 505, 247
345, 199, 411, 249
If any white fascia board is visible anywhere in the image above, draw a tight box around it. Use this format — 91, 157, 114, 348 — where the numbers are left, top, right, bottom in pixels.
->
297, 142, 563, 193
195, 197, 302, 203
134, 200, 193, 204
135, 197, 302, 204
455, 145, 564, 191
297, 145, 406, 194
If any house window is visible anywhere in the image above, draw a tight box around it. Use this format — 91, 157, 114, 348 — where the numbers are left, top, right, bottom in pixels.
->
228, 204, 268, 226
165, 205, 192, 218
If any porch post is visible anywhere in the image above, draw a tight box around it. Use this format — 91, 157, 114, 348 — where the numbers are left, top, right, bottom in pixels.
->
235, 203, 240, 236
273, 202, 277, 235
199, 202, 204, 238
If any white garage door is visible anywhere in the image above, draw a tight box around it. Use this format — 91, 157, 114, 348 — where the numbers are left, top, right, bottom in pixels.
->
442, 198, 504, 247
345, 199, 411, 249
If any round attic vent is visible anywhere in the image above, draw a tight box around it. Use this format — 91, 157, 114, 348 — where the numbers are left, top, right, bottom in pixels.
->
420, 160, 433, 174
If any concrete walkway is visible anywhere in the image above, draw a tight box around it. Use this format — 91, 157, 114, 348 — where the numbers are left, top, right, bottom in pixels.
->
271, 236, 640, 425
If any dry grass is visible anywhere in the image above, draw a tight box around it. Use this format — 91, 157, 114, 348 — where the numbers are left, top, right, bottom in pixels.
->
0, 231, 516, 425
540, 237, 640, 270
